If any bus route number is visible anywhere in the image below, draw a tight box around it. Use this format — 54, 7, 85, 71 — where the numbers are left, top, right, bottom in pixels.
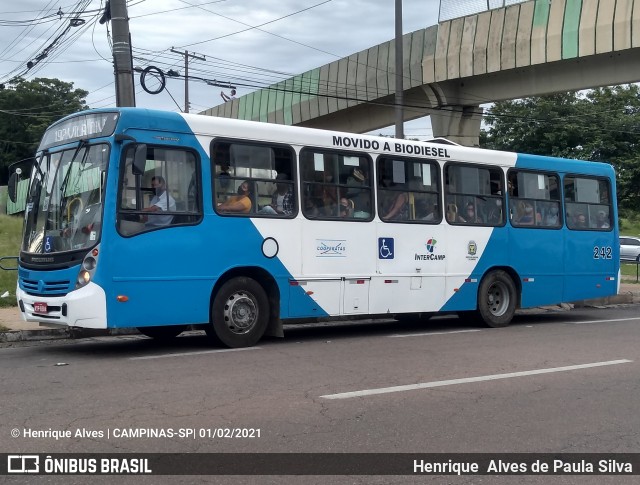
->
593, 246, 612, 260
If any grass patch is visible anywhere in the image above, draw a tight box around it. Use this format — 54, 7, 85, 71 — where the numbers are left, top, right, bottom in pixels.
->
619, 216, 640, 237
0, 214, 22, 307
0, 324, 9, 332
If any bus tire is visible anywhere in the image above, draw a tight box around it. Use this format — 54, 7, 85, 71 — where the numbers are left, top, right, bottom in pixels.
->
477, 270, 516, 328
137, 325, 187, 340
207, 277, 269, 348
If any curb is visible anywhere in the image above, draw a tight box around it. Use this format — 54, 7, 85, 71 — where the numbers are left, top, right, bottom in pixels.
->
0, 327, 138, 343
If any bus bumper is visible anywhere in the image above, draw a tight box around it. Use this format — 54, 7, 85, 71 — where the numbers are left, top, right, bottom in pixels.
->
17, 282, 107, 329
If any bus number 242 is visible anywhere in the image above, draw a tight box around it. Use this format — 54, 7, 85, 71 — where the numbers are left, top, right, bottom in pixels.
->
593, 246, 612, 260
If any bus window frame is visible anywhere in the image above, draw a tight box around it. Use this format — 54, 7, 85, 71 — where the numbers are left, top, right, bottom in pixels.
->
299, 146, 374, 222
377, 155, 442, 224
210, 137, 298, 219
506, 168, 563, 230
116, 143, 203, 237
563, 173, 613, 232
444, 161, 506, 227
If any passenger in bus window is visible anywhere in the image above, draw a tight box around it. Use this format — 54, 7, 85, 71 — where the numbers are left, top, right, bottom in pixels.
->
304, 196, 321, 217
543, 204, 560, 226
218, 180, 252, 213
574, 212, 588, 228
596, 210, 610, 229
382, 191, 409, 220
259, 173, 294, 215
516, 202, 535, 225
383, 178, 422, 220
446, 203, 464, 223
315, 171, 338, 213
486, 199, 503, 224
464, 202, 483, 223
339, 198, 354, 218
346, 167, 371, 217
142, 176, 176, 227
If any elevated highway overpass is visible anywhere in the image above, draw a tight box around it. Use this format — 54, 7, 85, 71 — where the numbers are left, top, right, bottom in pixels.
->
201, 0, 640, 145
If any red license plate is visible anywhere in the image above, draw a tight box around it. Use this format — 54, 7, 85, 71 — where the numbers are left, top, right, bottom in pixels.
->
34, 302, 48, 314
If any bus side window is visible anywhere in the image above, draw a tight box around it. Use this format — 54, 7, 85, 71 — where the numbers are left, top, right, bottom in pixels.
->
301, 148, 371, 221
508, 170, 560, 229
564, 176, 611, 231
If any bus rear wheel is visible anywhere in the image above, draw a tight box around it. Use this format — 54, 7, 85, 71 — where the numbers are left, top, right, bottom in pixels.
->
207, 277, 269, 348
137, 325, 187, 340
477, 270, 516, 328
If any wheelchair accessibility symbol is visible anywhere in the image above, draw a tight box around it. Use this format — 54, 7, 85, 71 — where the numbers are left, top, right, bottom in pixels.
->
378, 238, 394, 259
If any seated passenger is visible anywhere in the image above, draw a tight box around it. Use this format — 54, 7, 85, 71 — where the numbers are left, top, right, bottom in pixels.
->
446, 203, 464, 223
596, 210, 610, 229
517, 202, 535, 225
259, 173, 294, 215
142, 176, 176, 227
574, 212, 588, 228
543, 205, 560, 226
382, 191, 409, 220
339, 197, 354, 218
464, 202, 483, 223
218, 180, 253, 213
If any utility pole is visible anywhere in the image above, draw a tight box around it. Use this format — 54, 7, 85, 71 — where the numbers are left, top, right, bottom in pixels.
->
107, 0, 135, 106
394, 0, 404, 139
171, 49, 206, 113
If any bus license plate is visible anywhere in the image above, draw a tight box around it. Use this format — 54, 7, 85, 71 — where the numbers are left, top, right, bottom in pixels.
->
34, 302, 48, 313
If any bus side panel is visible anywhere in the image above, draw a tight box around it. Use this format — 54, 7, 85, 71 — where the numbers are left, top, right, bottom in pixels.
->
371, 222, 447, 314
105, 217, 309, 328
440, 226, 506, 312
250, 218, 333, 319
563, 230, 618, 302
508, 227, 564, 308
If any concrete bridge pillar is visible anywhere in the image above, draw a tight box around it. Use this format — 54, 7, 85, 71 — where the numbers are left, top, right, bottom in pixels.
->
430, 105, 483, 147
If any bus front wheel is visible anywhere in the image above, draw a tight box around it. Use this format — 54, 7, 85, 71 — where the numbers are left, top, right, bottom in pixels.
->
207, 277, 269, 348
477, 270, 516, 328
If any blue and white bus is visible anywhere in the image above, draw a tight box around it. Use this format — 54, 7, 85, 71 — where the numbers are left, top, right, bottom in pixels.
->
7, 108, 619, 347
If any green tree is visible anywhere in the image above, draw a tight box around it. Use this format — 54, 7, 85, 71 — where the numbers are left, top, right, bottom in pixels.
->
481, 85, 640, 211
0, 77, 88, 184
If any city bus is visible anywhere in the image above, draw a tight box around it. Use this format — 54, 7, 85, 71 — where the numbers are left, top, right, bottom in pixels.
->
7, 108, 619, 347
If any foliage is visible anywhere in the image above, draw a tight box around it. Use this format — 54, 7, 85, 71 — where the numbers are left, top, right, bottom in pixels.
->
481, 85, 640, 211
0, 214, 22, 307
0, 77, 88, 184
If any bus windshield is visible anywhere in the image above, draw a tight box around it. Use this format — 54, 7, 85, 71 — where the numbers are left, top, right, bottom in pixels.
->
22, 143, 109, 255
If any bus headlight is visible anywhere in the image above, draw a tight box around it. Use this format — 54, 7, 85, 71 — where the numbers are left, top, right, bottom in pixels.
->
77, 270, 91, 287
75, 244, 100, 289
82, 256, 97, 271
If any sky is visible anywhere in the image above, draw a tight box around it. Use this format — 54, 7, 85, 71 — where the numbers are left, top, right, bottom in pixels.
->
0, 0, 448, 139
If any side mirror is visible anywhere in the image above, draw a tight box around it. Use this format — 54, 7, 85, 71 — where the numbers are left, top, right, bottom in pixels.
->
8, 172, 18, 203
132, 144, 147, 176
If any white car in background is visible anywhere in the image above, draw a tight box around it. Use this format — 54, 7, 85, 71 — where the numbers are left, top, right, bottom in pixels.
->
620, 236, 640, 261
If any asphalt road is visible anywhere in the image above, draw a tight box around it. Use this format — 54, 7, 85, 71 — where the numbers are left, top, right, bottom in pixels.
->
2, 304, 640, 484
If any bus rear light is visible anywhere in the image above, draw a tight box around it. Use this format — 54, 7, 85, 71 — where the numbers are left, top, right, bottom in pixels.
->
92, 248, 99, 257
117, 295, 129, 302
606, 276, 615, 281
306, 291, 314, 295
